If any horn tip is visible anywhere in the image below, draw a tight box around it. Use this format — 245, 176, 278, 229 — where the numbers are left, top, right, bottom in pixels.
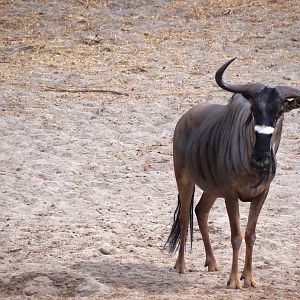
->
228, 57, 237, 64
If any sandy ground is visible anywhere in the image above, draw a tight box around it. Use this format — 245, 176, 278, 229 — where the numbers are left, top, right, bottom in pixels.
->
0, 0, 299, 299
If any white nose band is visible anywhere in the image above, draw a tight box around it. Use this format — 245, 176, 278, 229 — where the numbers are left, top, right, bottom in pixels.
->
255, 125, 274, 135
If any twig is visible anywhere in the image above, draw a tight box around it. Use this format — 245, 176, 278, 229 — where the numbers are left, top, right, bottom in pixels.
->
42, 86, 129, 96
6, 248, 22, 253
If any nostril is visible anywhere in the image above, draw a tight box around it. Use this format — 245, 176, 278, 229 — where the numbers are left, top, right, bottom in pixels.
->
263, 156, 270, 165
251, 157, 261, 168
251, 153, 271, 169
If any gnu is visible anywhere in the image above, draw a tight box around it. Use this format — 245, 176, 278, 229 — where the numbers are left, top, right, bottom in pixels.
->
166, 58, 300, 289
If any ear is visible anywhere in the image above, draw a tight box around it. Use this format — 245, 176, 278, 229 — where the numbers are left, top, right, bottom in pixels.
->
283, 97, 300, 113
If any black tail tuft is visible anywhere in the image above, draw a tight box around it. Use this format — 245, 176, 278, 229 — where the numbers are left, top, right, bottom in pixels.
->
189, 188, 194, 249
165, 194, 181, 253
165, 188, 195, 253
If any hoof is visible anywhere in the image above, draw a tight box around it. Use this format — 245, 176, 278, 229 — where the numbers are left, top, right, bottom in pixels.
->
241, 273, 257, 288
227, 276, 242, 289
205, 258, 219, 272
207, 263, 219, 272
174, 261, 187, 274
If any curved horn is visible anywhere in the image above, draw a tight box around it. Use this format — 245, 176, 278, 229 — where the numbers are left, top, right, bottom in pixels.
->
215, 58, 265, 97
275, 86, 300, 100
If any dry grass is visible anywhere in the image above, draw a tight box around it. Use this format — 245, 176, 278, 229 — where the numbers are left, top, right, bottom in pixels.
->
170, 0, 297, 19
0, 0, 299, 95
75, 0, 107, 8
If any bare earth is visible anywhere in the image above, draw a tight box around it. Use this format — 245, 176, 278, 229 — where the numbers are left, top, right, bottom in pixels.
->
0, 0, 299, 299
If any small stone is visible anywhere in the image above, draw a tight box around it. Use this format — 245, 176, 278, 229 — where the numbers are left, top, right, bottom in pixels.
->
24, 289, 35, 296
100, 248, 110, 255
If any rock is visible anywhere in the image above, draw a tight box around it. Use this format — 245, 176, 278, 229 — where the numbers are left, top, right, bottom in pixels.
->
23, 275, 58, 297
76, 278, 111, 297
100, 248, 110, 255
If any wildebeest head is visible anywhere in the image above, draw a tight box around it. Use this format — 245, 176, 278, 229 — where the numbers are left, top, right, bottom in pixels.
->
216, 58, 300, 171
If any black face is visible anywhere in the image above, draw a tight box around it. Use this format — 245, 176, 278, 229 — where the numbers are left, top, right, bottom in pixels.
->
250, 87, 283, 170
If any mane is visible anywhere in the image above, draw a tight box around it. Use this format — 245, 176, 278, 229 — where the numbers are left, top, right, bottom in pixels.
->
187, 94, 256, 188
218, 95, 255, 178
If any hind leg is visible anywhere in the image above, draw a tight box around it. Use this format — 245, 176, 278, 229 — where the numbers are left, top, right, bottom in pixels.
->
174, 168, 195, 274
195, 192, 218, 271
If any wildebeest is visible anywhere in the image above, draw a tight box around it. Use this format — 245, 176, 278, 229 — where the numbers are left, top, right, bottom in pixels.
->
166, 58, 300, 289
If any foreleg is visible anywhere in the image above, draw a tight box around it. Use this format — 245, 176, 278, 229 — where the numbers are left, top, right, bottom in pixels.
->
241, 189, 268, 288
225, 195, 243, 289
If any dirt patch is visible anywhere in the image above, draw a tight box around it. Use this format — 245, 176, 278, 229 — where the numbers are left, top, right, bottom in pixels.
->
0, 0, 299, 299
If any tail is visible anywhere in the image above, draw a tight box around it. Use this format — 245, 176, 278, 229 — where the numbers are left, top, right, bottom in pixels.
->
165, 188, 195, 253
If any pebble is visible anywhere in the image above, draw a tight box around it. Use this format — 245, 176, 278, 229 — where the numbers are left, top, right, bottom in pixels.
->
100, 248, 110, 255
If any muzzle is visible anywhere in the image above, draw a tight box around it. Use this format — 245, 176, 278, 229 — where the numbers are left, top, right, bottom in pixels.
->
251, 152, 271, 171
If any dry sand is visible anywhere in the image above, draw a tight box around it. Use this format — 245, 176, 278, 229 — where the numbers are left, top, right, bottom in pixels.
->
0, 0, 299, 299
